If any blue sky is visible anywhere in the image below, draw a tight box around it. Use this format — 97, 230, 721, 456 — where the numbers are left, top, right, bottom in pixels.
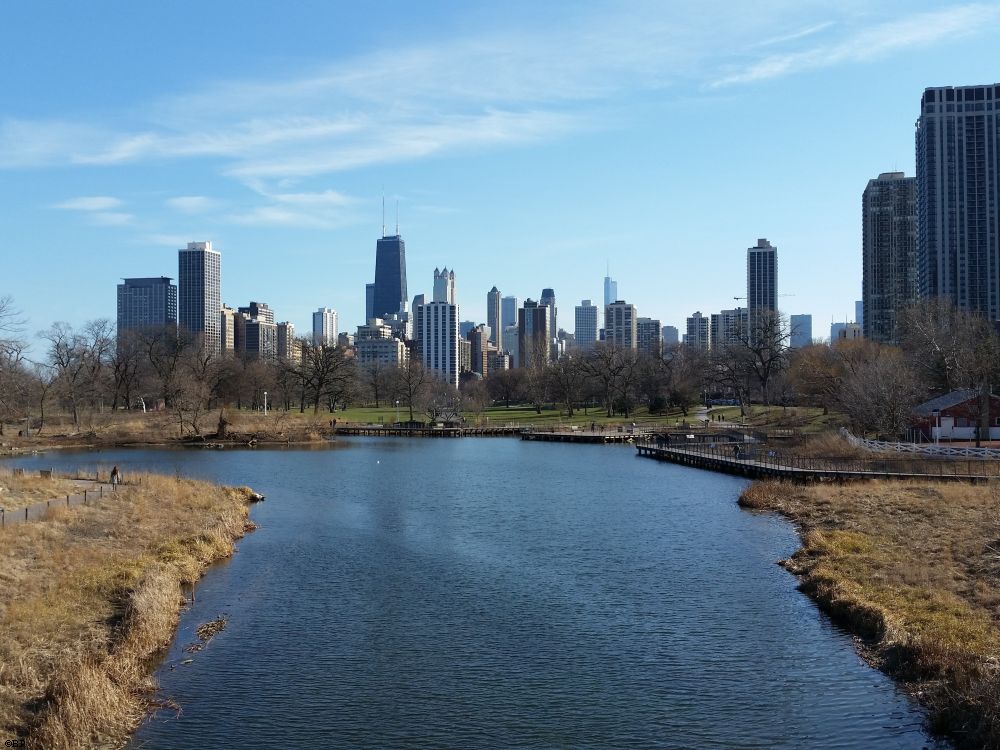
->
3, 1, 999, 343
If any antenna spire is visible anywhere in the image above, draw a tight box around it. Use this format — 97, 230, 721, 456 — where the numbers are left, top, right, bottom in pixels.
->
381, 192, 385, 237
395, 199, 399, 235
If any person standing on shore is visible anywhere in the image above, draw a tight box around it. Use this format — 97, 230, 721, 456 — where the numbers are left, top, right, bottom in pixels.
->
110, 466, 120, 487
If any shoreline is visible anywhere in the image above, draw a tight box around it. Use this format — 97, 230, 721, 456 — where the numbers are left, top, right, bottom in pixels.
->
0, 474, 263, 748
738, 479, 1000, 750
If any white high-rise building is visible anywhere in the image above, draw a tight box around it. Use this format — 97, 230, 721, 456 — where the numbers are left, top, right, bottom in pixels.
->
684, 312, 710, 350
574, 300, 599, 350
312, 308, 338, 347
421, 269, 459, 387
178, 241, 221, 354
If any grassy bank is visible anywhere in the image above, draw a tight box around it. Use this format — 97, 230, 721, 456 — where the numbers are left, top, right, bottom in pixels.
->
0, 473, 260, 748
739, 479, 1000, 748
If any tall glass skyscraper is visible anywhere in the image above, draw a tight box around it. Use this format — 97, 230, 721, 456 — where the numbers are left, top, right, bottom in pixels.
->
117, 277, 176, 333
916, 84, 1000, 319
178, 241, 221, 354
372, 234, 407, 319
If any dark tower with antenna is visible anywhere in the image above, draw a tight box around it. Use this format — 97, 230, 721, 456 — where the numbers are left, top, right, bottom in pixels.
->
371, 198, 407, 320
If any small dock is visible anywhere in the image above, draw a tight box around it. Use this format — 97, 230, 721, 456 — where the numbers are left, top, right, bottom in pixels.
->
636, 442, 1000, 483
333, 425, 524, 438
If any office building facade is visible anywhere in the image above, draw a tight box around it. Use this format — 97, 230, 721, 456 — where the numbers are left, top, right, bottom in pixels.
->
500, 295, 519, 334
372, 234, 407, 319
747, 238, 778, 316
789, 314, 813, 349
637, 317, 662, 357
574, 300, 599, 350
487, 287, 502, 347
662, 325, 679, 346
518, 299, 551, 368
117, 277, 177, 333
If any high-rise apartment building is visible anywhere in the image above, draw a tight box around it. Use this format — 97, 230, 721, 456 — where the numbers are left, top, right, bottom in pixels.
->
500, 295, 519, 334
243, 319, 277, 360
636, 317, 662, 357
468, 324, 490, 376
862, 172, 917, 343
710, 308, 747, 350
502, 324, 519, 366
662, 325, 679, 346
276, 322, 296, 361
574, 300, 599, 350
684, 312, 710, 350
220, 305, 236, 353
487, 287, 502, 347
420, 270, 459, 387
747, 238, 778, 316
116, 277, 177, 333
917, 84, 1000, 319
789, 314, 813, 349
371, 234, 407, 319
605, 300, 637, 349
238, 301, 274, 324
178, 241, 221, 354
312, 308, 338, 347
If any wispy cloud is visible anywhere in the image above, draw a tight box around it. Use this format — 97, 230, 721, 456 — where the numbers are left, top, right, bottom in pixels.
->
166, 196, 223, 213
712, 4, 1000, 87
6, 2, 1000, 191
89, 211, 134, 226
52, 195, 123, 211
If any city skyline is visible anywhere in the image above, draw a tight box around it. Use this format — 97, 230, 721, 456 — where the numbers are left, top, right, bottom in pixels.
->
4, 3, 999, 343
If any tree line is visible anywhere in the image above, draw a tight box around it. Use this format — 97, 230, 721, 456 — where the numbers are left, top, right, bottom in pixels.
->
2, 295, 999, 442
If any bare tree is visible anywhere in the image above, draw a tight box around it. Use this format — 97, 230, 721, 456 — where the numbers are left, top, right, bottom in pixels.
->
391, 357, 429, 422
548, 356, 586, 417
486, 368, 524, 408
581, 344, 626, 417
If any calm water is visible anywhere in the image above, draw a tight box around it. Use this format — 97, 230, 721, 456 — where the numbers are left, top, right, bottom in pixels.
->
8, 439, 942, 749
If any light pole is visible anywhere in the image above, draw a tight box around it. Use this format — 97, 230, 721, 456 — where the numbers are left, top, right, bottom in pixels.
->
263, 391, 268, 416
395, 399, 400, 424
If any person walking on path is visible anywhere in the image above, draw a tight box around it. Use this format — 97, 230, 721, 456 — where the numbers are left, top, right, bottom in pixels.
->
110, 466, 120, 487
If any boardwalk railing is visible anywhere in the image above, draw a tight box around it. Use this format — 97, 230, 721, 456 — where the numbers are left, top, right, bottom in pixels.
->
841, 429, 1000, 459
636, 439, 1000, 482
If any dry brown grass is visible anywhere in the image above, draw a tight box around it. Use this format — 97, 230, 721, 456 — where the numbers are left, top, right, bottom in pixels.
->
741, 478, 1000, 747
0, 470, 93, 512
0, 473, 258, 749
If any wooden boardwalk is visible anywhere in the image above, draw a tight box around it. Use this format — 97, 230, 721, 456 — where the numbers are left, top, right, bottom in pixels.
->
636, 443, 999, 483
520, 429, 639, 444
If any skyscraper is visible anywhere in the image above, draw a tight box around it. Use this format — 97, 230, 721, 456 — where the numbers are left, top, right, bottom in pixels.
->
500, 296, 519, 333
790, 314, 813, 348
603, 272, 618, 308
365, 283, 375, 322
662, 325, 679, 346
487, 287, 502, 347
178, 241, 221, 354
420, 271, 459, 387
540, 288, 557, 344
605, 300, 637, 349
276, 322, 296, 361
917, 84, 1000, 319
117, 277, 176, 333
433, 267, 456, 303
747, 238, 778, 315
312, 308, 338, 347
574, 299, 599, 350
518, 299, 551, 368
710, 308, 747, 350
862, 172, 917, 343
238, 301, 274, 324
372, 234, 407, 319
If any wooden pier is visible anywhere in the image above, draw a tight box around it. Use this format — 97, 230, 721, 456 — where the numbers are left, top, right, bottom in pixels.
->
333, 425, 524, 438
636, 442, 999, 483
520, 429, 640, 444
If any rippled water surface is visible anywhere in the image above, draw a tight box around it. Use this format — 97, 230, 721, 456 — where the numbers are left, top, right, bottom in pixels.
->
11, 439, 943, 748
